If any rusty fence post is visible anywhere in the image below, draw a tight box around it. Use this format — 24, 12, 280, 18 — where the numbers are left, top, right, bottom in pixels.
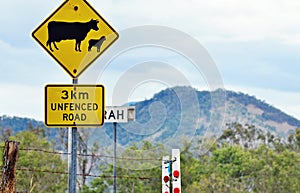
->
1, 140, 20, 193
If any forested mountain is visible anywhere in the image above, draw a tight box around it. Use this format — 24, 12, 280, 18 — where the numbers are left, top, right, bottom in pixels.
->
1, 86, 299, 145
0, 115, 44, 133
103, 86, 300, 146
1, 86, 300, 192
0, 115, 54, 140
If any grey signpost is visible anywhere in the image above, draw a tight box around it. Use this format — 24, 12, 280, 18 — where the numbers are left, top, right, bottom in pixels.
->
113, 122, 117, 193
68, 78, 78, 193
105, 106, 136, 193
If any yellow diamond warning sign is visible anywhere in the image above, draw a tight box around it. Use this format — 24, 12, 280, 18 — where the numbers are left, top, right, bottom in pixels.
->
45, 84, 105, 127
32, 0, 119, 78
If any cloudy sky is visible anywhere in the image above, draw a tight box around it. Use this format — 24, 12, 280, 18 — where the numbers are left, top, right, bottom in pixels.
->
0, 0, 300, 121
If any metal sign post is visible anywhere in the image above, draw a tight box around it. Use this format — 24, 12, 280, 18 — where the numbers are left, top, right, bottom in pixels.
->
68, 78, 78, 193
68, 126, 77, 193
113, 122, 117, 193
105, 106, 136, 193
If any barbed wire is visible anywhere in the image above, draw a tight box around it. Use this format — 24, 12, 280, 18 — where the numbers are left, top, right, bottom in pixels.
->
0, 168, 159, 183
15, 147, 161, 161
19, 148, 69, 155
80, 153, 161, 161
17, 167, 158, 180
0, 145, 161, 182
0, 165, 159, 180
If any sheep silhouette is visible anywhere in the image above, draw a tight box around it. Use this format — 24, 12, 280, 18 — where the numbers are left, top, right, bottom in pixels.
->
46, 19, 99, 52
88, 36, 106, 52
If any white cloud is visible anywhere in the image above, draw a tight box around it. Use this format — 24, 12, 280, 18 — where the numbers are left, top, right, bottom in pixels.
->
0, 0, 299, 122
90, 0, 300, 44
0, 39, 68, 85
2, 0, 300, 45
0, 83, 43, 121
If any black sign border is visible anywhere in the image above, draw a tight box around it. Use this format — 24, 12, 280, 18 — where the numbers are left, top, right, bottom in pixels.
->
44, 84, 105, 127
32, 0, 119, 78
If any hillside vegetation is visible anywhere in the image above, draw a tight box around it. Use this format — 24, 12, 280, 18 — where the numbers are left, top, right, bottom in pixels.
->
0, 123, 300, 192
104, 86, 300, 146
1, 86, 300, 192
1, 86, 299, 144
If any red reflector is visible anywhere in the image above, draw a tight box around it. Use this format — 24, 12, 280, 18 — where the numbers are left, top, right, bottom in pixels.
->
163, 175, 170, 183
173, 170, 180, 178
174, 187, 180, 193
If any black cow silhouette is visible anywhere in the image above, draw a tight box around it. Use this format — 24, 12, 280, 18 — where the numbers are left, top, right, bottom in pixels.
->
88, 36, 106, 52
46, 19, 99, 52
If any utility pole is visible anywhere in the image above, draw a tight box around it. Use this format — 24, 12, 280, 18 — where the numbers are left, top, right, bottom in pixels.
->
162, 156, 170, 193
171, 149, 181, 193
1, 140, 20, 193
162, 149, 181, 193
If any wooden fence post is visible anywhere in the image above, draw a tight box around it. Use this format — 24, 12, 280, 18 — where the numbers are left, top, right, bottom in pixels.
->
1, 141, 20, 193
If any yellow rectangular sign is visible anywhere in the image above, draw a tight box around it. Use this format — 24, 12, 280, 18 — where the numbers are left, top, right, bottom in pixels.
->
45, 84, 105, 127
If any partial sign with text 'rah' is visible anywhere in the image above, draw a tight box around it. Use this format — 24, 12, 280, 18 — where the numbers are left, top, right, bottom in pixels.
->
105, 106, 136, 123
45, 84, 105, 127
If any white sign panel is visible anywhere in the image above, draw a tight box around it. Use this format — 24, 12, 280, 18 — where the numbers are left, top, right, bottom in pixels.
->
105, 106, 135, 123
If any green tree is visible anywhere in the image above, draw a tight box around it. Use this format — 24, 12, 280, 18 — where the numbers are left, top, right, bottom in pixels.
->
250, 145, 300, 193
83, 141, 163, 193
0, 126, 12, 142
8, 127, 67, 193
287, 128, 300, 151
182, 124, 300, 193
79, 124, 300, 193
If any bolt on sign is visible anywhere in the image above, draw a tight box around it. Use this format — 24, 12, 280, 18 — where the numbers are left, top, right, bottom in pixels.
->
32, 0, 119, 78
45, 84, 105, 127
